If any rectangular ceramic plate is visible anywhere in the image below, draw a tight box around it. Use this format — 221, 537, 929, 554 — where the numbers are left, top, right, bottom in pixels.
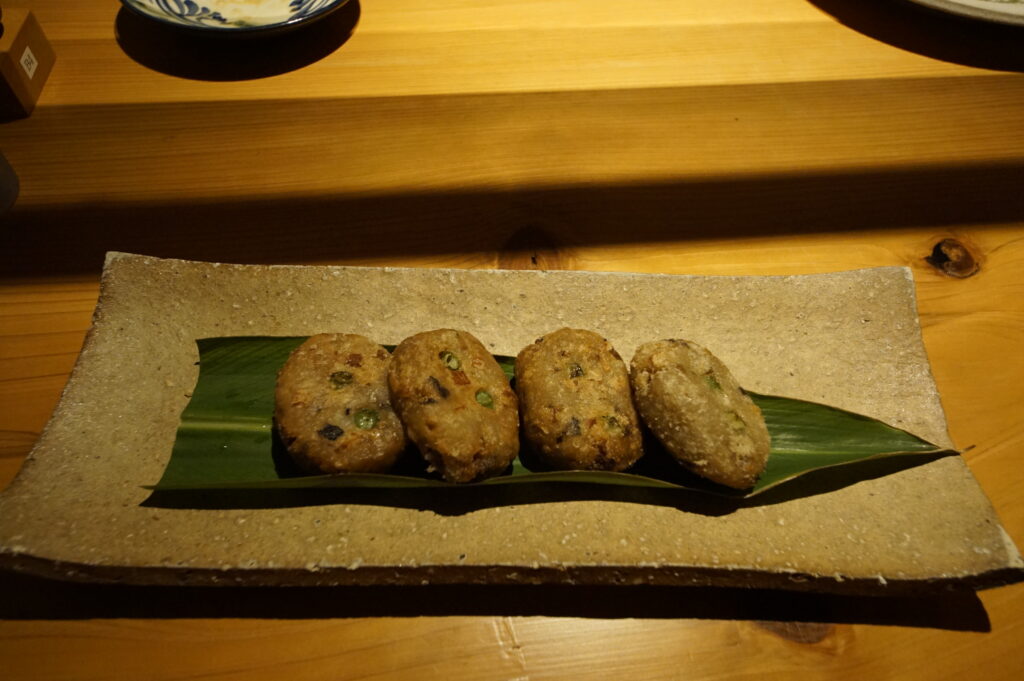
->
1, 253, 1021, 594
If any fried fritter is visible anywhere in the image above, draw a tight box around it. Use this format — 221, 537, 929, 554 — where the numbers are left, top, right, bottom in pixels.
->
515, 328, 642, 471
388, 329, 519, 483
630, 339, 770, 489
274, 333, 406, 474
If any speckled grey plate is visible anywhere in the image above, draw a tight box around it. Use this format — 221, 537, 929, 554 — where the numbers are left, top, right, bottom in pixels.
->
0, 253, 1021, 593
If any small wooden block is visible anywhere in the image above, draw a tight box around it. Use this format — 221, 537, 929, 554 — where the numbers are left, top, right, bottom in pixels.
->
0, 8, 56, 119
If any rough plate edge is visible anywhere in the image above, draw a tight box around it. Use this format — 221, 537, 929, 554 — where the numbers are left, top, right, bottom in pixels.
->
2, 551, 1023, 597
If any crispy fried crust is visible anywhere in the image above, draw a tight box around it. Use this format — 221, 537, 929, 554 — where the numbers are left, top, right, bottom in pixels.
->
630, 339, 771, 489
515, 328, 642, 471
388, 329, 519, 483
274, 334, 406, 474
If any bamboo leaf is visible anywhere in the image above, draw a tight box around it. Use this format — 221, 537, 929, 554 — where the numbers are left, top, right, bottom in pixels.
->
150, 337, 953, 498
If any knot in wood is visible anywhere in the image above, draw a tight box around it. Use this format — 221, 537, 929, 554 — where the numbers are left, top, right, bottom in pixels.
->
925, 238, 979, 278
756, 621, 834, 644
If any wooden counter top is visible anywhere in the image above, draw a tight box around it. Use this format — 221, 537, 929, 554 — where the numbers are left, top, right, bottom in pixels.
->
1, 1, 1022, 679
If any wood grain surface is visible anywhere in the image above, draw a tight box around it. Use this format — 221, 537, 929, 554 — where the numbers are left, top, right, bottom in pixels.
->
1, 0, 1023, 679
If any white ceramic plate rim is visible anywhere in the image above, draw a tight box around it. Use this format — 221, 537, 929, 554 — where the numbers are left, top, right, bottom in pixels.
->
905, 0, 1024, 26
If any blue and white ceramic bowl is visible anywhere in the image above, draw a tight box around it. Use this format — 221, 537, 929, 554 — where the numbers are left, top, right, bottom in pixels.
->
121, 0, 350, 34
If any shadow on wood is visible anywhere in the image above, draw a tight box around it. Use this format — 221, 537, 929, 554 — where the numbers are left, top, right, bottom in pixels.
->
0, 568, 992, 631
807, 0, 1024, 72
2, 160, 1023, 278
